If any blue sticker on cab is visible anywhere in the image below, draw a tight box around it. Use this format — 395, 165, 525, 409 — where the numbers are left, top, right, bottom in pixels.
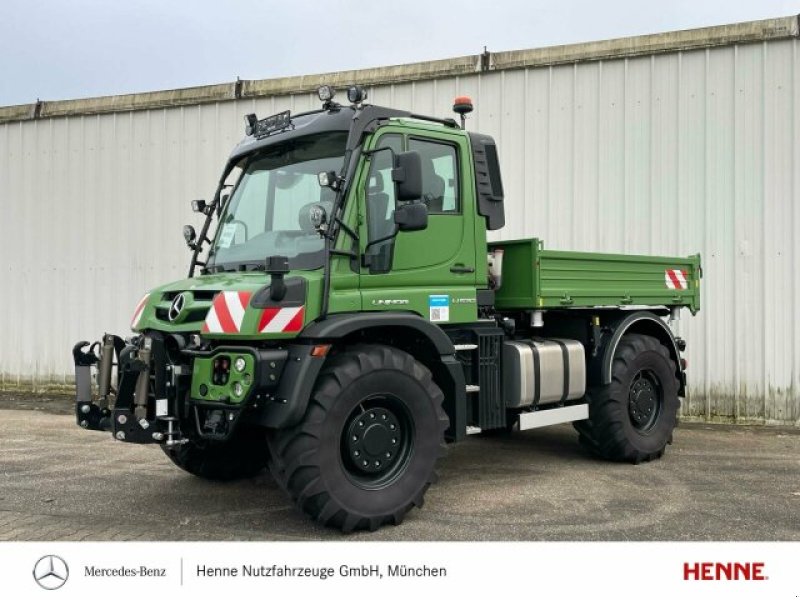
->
429, 295, 450, 322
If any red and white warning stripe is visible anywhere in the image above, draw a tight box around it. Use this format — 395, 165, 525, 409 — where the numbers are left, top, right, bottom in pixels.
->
130, 293, 150, 329
202, 291, 252, 334
665, 269, 688, 290
258, 306, 305, 334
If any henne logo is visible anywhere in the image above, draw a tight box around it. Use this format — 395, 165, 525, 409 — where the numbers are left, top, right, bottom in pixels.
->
683, 561, 766, 581
33, 555, 69, 590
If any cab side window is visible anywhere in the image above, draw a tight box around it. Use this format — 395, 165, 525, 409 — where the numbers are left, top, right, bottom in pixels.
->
408, 138, 459, 214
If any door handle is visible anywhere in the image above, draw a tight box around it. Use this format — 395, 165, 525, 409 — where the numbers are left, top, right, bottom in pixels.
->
450, 263, 475, 274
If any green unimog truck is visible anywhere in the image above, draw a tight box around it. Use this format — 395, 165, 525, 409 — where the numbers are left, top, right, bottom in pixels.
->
73, 85, 701, 532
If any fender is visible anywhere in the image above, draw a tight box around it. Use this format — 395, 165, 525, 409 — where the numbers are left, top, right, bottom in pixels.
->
300, 311, 456, 354
600, 311, 684, 393
260, 312, 466, 437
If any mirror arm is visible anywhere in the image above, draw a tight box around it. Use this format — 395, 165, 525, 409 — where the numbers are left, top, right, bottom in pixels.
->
363, 226, 399, 254
330, 248, 358, 259
334, 217, 359, 242
188, 195, 219, 278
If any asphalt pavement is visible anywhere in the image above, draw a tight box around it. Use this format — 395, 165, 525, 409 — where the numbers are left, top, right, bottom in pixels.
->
0, 394, 798, 541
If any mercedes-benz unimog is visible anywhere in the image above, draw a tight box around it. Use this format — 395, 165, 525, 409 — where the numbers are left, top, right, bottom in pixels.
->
73, 85, 701, 532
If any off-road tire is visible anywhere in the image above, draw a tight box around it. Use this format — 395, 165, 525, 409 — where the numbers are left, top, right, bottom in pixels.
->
575, 334, 679, 463
162, 426, 269, 481
267, 344, 448, 532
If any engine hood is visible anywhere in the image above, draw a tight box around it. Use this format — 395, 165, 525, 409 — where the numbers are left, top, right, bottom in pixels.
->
130, 270, 322, 339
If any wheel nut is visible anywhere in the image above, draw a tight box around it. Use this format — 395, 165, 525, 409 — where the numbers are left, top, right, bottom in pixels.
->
374, 460, 380, 467
362, 460, 368, 466
115, 431, 126, 440
389, 424, 396, 430
79, 420, 88, 428
354, 450, 360, 457
80, 404, 91, 414
391, 438, 397, 444
369, 413, 375, 419
381, 414, 387, 420
352, 435, 358, 441
358, 420, 364, 427
385, 452, 391, 458
117, 415, 127, 424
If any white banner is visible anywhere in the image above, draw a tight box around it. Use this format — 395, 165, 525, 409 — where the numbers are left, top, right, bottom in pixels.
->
3, 541, 797, 599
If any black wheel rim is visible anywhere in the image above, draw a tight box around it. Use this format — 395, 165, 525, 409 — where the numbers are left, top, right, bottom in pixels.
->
627, 369, 663, 432
340, 394, 414, 490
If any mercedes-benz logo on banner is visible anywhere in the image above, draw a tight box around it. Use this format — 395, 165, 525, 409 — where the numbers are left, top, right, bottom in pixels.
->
33, 555, 69, 590
168, 292, 187, 322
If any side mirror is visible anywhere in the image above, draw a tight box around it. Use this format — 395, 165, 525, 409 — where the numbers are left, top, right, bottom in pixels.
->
191, 199, 207, 213
183, 225, 197, 249
394, 202, 428, 232
392, 151, 422, 202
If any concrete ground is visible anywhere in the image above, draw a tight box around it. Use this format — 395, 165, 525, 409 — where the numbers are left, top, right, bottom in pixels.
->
0, 394, 798, 541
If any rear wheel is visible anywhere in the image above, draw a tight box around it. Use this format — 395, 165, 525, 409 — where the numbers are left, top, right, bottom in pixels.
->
161, 426, 269, 481
575, 334, 679, 463
267, 344, 448, 532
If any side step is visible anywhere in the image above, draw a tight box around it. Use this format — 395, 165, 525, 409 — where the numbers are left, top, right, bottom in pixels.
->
517, 404, 589, 431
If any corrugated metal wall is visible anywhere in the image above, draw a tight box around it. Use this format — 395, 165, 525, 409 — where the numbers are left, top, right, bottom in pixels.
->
1, 38, 798, 425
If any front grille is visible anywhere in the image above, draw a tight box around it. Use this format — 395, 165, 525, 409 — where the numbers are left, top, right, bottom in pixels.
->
161, 290, 217, 302
155, 307, 211, 324
155, 290, 218, 325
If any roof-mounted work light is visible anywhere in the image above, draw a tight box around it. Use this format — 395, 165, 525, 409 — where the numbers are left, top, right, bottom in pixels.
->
347, 85, 367, 105
317, 85, 335, 102
244, 113, 258, 136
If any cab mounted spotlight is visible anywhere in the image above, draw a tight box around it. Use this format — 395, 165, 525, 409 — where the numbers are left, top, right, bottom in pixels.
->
244, 113, 258, 136
317, 85, 337, 109
346, 85, 367, 105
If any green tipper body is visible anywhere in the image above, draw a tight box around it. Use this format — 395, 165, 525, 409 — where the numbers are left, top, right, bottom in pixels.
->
490, 238, 701, 314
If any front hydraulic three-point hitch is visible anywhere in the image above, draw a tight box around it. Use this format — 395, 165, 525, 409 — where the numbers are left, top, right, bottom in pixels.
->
72, 333, 190, 447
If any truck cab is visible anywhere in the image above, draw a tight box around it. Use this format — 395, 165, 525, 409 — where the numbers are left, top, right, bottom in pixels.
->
73, 85, 700, 532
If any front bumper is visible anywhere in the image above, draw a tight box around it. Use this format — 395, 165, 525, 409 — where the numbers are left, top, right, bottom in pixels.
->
73, 332, 288, 445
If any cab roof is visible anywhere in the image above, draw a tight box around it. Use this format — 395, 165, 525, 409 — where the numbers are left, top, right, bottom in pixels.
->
228, 103, 460, 162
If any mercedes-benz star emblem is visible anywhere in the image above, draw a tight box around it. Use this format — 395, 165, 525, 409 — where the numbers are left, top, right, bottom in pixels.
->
168, 293, 187, 322
33, 555, 69, 590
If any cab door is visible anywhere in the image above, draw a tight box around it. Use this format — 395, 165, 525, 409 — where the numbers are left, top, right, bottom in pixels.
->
357, 127, 478, 324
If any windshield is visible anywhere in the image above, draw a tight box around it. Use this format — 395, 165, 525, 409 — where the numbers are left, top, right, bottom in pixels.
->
209, 132, 347, 271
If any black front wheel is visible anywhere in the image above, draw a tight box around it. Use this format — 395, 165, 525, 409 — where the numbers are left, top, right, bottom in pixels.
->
575, 333, 680, 463
161, 426, 269, 481
267, 344, 448, 532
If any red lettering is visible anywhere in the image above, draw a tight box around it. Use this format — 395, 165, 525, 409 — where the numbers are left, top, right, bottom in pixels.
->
683, 563, 700, 580
683, 562, 766, 581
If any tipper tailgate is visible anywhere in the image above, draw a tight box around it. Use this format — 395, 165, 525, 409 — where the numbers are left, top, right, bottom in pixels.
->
489, 238, 701, 313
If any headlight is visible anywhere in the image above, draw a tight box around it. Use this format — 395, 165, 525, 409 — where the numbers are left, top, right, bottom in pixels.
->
234, 356, 247, 372
233, 382, 244, 397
